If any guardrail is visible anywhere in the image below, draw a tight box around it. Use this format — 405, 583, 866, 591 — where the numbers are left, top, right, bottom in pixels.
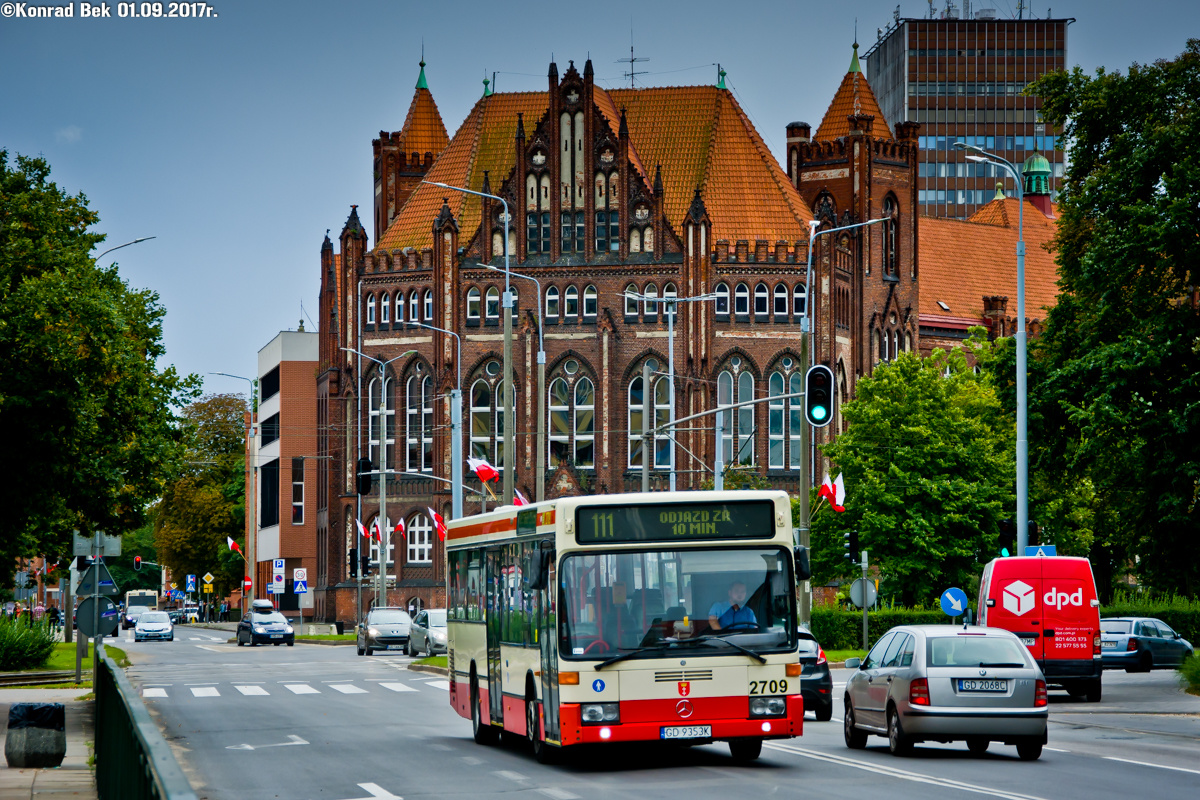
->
0, 670, 79, 687
94, 643, 198, 800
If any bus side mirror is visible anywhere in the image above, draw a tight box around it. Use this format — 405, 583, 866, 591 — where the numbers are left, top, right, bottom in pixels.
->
794, 546, 812, 582
527, 547, 553, 590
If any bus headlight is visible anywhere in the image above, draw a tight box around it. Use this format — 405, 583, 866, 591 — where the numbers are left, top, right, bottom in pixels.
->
749, 697, 787, 717
581, 703, 620, 725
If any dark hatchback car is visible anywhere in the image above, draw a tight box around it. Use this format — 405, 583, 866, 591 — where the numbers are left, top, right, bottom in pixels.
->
1100, 617, 1193, 672
236, 609, 295, 647
356, 607, 412, 656
798, 626, 833, 721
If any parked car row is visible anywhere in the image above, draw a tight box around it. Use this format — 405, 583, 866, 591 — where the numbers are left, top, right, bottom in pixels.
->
1100, 617, 1193, 671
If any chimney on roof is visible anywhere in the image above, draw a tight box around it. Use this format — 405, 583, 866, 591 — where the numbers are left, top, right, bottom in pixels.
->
786, 121, 811, 143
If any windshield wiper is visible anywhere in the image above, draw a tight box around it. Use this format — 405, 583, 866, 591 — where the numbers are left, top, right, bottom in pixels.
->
595, 645, 669, 670
689, 635, 768, 664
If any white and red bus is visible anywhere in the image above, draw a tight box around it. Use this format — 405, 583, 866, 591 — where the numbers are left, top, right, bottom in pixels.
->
446, 490, 810, 762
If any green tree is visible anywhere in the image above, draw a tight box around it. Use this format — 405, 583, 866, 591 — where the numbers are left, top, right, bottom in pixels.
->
0, 151, 199, 588
1026, 41, 1200, 597
810, 342, 1014, 606
106, 522, 161, 596
154, 393, 248, 596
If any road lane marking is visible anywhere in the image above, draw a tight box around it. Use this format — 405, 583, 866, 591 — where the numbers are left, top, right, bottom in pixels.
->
1044, 747, 1071, 753
235, 685, 270, 696
142, 688, 168, 698
763, 742, 1050, 800
337, 784, 400, 800
283, 683, 320, 694
190, 687, 220, 697
379, 682, 417, 692
425, 680, 450, 691
196, 645, 224, 653
494, 770, 529, 782
538, 789, 580, 800
460, 756, 484, 765
228, 735, 309, 751
1102, 756, 1200, 776
330, 684, 368, 694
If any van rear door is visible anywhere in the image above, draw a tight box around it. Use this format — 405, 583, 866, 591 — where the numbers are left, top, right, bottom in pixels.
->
1040, 558, 1098, 664
984, 559, 1044, 661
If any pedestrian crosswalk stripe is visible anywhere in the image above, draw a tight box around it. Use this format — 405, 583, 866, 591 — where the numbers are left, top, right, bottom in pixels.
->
235, 685, 269, 696
329, 684, 367, 694
379, 682, 417, 693
190, 687, 220, 697
426, 680, 450, 691
142, 688, 168, 698
283, 683, 320, 695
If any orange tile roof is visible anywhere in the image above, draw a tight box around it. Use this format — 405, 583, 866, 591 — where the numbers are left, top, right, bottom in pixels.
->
376, 85, 812, 253
393, 87, 449, 158
813, 70, 893, 142
919, 197, 1061, 323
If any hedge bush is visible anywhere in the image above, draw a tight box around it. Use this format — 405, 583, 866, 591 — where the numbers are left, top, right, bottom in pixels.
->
0, 616, 58, 671
811, 594, 1200, 651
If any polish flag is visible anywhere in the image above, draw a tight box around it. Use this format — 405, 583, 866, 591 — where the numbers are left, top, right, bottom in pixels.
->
393, 517, 406, 540
819, 473, 847, 512
427, 507, 448, 541
356, 519, 369, 540
226, 536, 243, 555
513, 489, 530, 507
467, 456, 500, 484
372, 520, 383, 543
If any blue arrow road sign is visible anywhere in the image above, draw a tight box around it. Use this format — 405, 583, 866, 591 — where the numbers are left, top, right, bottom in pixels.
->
940, 587, 970, 617
1024, 545, 1057, 557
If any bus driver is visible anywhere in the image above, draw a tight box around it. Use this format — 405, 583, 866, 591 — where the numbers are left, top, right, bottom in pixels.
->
708, 581, 757, 630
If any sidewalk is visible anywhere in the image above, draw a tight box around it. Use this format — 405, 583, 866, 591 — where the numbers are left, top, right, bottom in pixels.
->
0, 690, 96, 799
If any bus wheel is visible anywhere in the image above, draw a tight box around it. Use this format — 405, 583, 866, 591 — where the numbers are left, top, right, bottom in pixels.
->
472, 679, 498, 745
728, 738, 762, 762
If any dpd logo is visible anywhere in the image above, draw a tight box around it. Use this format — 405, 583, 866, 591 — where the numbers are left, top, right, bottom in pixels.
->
1043, 586, 1084, 610
1002, 580, 1036, 616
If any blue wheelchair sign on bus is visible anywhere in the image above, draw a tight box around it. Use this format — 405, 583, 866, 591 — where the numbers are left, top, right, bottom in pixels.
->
940, 587, 969, 617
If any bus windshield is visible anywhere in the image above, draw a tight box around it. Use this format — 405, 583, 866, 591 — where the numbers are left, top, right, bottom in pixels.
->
559, 546, 796, 661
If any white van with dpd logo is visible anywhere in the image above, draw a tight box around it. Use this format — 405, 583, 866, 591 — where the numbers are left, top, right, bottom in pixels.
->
978, 556, 1103, 701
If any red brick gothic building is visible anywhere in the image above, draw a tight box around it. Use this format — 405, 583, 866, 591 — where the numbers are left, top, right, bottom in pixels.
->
313, 51, 922, 623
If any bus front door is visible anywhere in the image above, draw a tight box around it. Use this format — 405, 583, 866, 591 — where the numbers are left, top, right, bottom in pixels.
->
486, 549, 503, 727
538, 550, 559, 743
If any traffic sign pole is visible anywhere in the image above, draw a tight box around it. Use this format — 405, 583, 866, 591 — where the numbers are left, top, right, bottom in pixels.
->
861, 550, 869, 651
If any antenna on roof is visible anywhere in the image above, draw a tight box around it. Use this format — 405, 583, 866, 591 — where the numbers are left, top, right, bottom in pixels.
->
619, 19, 649, 87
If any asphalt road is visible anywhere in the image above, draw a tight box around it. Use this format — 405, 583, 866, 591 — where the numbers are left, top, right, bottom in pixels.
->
120, 627, 1200, 800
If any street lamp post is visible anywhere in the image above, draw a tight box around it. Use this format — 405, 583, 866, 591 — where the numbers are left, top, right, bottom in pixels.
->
622, 290, 719, 491
93, 236, 156, 265
798, 216, 888, 626
483, 264, 546, 503
957, 142, 1029, 552
423, 181, 514, 503
210, 372, 258, 612
341, 348, 416, 609
407, 321, 464, 520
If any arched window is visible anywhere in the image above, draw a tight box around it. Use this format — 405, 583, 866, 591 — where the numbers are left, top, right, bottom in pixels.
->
485, 287, 500, 320
583, 285, 598, 318
754, 283, 769, 316
395, 293, 404, 323
883, 195, 899, 277
423, 289, 433, 321
574, 377, 595, 468
564, 285, 579, 319
630, 228, 642, 253
510, 286, 518, 321
366, 294, 376, 325
736, 371, 755, 464
545, 286, 560, 320
367, 376, 395, 468
367, 515, 394, 567
624, 284, 638, 317
882, 330, 890, 362
768, 372, 785, 468
653, 375, 672, 468
717, 371, 734, 463
405, 373, 433, 472
734, 283, 750, 316
380, 293, 390, 324
628, 374, 645, 467
904, 331, 913, 352
793, 283, 807, 317
892, 331, 900, 359
466, 288, 481, 320
715, 282, 730, 316
470, 380, 492, 461
548, 378, 569, 468
662, 283, 677, 324
644, 283, 658, 319
774, 284, 788, 318
407, 512, 432, 564
789, 372, 804, 468
627, 364, 671, 469
409, 290, 419, 324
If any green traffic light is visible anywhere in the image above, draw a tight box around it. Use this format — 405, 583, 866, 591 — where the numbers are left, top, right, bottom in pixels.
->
1001, 548, 1010, 557
812, 406, 827, 420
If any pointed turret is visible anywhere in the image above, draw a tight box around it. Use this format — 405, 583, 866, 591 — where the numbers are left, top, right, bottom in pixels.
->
812, 42, 893, 142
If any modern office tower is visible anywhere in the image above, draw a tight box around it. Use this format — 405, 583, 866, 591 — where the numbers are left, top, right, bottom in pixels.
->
862, 3, 1070, 217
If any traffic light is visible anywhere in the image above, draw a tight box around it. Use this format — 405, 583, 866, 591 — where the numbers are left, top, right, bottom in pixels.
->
843, 530, 859, 564
134, 556, 142, 571
360, 553, 372, 577
356, 458, 373, 495
805, 365, 835, 428
998, 518, 1016, 557
1028, 520, 1039, 547
349, 547, 358, 578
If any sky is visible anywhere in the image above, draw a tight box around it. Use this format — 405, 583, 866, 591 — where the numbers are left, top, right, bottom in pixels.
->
2, 0, 1196, 402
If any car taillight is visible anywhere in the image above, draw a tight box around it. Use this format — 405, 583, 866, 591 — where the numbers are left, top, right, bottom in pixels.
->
1093, 633, 1101, 655
816, 647, 827, 666
1127, 637, 1139, 652
1035, 679, 1047, 707
909, 678, 930, 706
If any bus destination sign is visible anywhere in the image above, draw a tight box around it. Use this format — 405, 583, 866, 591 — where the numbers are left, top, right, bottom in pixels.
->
576, 500, 774, 544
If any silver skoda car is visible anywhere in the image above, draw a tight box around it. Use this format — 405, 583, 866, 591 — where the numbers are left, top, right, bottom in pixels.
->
844, 625, 1048, 760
